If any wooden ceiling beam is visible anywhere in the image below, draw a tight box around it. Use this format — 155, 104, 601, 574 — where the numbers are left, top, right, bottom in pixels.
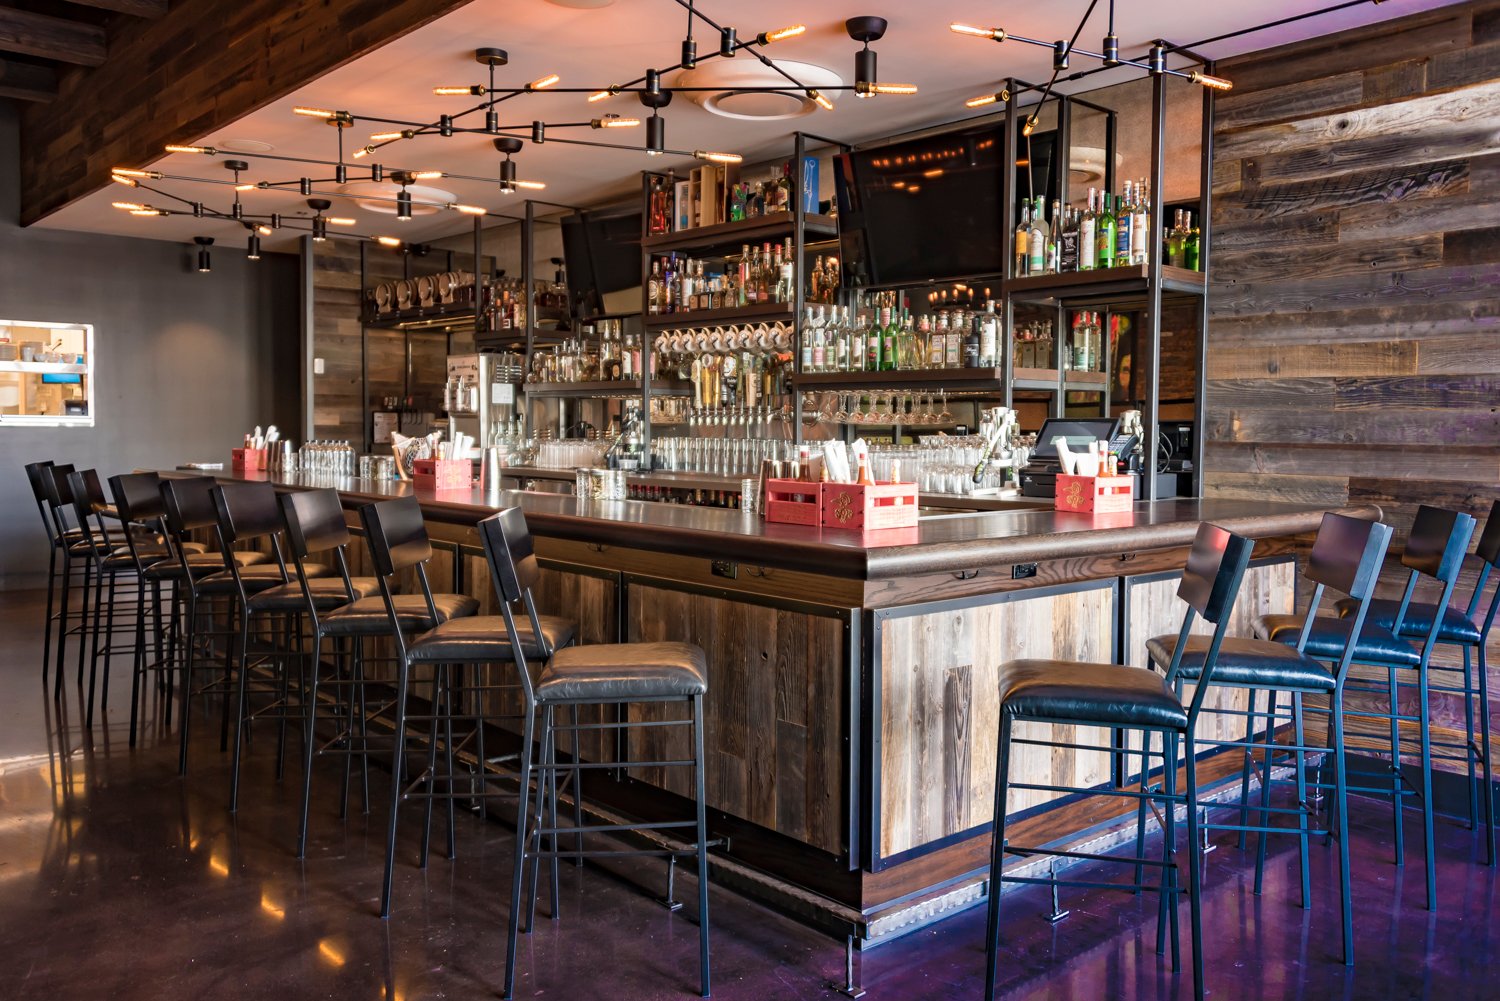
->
0, 7, 107, 66
18, 0, 478, 226
0, 56, 57, 102
59, 0, 169, 17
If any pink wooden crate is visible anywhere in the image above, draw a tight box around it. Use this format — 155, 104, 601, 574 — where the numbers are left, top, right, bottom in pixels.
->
413, 458, 473, 490
231, 447, 267, 471
764, 479, 823, 526
1055, 473, 1134, 514
821, 481, 919, 531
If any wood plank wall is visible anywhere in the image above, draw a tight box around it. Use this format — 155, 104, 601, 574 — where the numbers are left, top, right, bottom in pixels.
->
1207, 1, 1500, 773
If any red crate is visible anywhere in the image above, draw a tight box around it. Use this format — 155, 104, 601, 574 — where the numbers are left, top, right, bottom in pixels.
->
231, 447, 267, 471
1055, 473, 1135, 514
764, 479, 823, 526
821, 481, 919, 531
413, 458, 473, 490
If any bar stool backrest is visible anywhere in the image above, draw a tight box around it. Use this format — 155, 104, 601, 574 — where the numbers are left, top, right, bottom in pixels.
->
1389, 505, 1476, 664
62, 469, 108, 558
24, 460, 57, 539
44, 463, 78, 535
107, 472, 170, 570
358, 496, 440, 625
478, 507, 548, 690
278, 489, 358, 618
161, 476, 226, 581
1471, 500, 1500, 641
210, 483, 291, 589
1287, 513, 1396, 685
1162, 523, 1255, 712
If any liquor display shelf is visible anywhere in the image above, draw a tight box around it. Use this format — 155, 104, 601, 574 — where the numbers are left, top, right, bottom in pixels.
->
1005, 263, 1206, 306
641, 212, 839, 254
363, 303, 478, 332
0, 360, 88, 375
790, 366, 1106, 394
643, 299, 795, 331
523, 378, 692, 398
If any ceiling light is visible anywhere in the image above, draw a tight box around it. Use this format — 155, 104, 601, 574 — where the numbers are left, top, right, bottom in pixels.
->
1190, 71, 1234, 91
965, 93, 999, 108
808, 89, 834, 111
758, 24, 806, 44
694, 150, 742, 164
922, 168, 943, 177
410, 170, 444, 180
328, 217, 357, 225
293, 106, 351, 123
646, 114, 665, 155
369, 130, 412, 142
950, 23, 1005, 40
514, 179, 546, 190
257, 224, 273, 235
312, 217, 328, 242
234, 183, 256, 191
720, 26, 737, 56
587, 90, 613, 102
1021, 116, 1038, 137
131, 208, 166, 216
246, 235, 262, 260
166, 144, 217, 155
396, 190, 413, 220
592, 116, 640, 128
434, 85, 484, 96
376, 236, 402, 247
452, 204, 487, 215
111, 168, 162, 179
352, 146, 373, 159
110, 174, 139, 187
866, 82, 917, 95
527, 73, 560, 90
194, 236, 214, 272
112, 201, 146, 211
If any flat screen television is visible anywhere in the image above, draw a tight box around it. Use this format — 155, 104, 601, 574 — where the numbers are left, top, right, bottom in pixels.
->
561, 209, 642, 316
833, 122, 1004, 289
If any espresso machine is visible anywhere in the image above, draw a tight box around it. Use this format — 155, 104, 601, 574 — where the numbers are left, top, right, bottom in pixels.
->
444, 353, 517, 458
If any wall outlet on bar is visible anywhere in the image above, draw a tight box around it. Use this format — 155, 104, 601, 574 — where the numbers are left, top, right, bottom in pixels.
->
711, 560, 738, 580
1011, 563, 1039, 580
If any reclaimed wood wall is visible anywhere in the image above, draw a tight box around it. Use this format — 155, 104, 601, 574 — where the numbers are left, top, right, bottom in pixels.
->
1207, 0, 1500, 773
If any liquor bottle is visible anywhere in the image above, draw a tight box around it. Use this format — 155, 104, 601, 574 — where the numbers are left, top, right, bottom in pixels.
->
811, 306, 827, 372
851, 311, 867, 372
1167, 210, 1187, 269
1096, 192, 1117, 270
781, 238, 795, 303
761, 242, 775, 302
680, 256, 695, 311
810, 254, 824, 304
738, 244, 753, 305
879, 307, 897, 372
1014, 200, 1031, 278
1185, 212, 1201, 271
869, 308, 887, 371
928, 310, 947, 368
1048, 199, 1063, 273
1059, 204, 1079, 272
800, 306, 815, 372
1079, 189, 1096, 272
662, 254, 677, 313
979, 300, 998, 367
647, 260, 662, 316
833, 307, 850, 371
963, 314, 980, 368
1116, 181, 1133, 267
1131, 179, 1149, 266
1028, 196, 1047, 276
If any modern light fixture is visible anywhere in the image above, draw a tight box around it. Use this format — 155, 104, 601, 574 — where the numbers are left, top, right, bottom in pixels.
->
591, 115, 640, 128
757, 24, 806, 44
645, 113, 666, 155
194, 236, 214, 273
846, 17, 918, 97
376, 236, 402, 247
246, 232, 262, 260
693, 150, 743, 163
165, 144, 217, 155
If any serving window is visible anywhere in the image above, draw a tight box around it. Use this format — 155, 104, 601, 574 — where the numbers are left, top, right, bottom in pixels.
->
0, 319, 95, 428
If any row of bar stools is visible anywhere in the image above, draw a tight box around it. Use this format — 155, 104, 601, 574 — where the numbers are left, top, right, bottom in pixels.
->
365, 502, 712, 997
1255, 504, 1476, 912
1144, 512, 1394, 969
985, 522, 1257, 1001
24, 461, 110, 690
36, 463, 115, 699
1333, 499, 1499, 868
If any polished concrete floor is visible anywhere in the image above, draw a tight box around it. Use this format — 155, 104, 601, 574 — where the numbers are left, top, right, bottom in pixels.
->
1, 587, 1496, 1000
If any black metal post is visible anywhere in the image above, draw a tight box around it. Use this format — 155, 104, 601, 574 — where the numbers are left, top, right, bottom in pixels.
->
1144, 68, 1167, 500
1194, 61, 1216, 498
1001, 78, 1018, 410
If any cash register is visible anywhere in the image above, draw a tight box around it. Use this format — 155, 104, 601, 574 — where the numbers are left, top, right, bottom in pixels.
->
1020, 416, 1131, 499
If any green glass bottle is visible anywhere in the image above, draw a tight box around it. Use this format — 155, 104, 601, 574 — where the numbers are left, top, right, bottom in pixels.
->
1095, 192, 1117, 270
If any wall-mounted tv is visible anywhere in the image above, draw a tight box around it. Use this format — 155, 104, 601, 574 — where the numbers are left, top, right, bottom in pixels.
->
561, 208, 642, 316
833, 123, 1004, 289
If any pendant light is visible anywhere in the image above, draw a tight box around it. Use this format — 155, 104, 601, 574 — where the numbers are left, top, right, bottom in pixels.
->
846, 17, 918, 97
194, 236, 214, 273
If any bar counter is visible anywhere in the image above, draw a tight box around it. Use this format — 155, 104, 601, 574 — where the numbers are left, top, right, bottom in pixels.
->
176, 468, 1380, 943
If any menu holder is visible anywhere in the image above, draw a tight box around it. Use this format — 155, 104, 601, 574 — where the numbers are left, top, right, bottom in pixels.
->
413, 458, 473, 490
1055, 473, 1134, 514
764, 479, 823, 526
821, 481, 919, 532
231, 447, 267, 471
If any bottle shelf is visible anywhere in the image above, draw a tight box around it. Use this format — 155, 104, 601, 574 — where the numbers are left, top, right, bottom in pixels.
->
1012, 368, 1109, 393
1005, 263, 1206, 306
643, 300, 797, 330
524, 378, 692, 398
0, 360, 88, 374
791, 368, 1006, 392
642, 212, 838, 254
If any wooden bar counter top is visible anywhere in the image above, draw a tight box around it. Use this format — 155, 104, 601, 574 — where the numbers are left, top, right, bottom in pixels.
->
169, 468, 1378, 945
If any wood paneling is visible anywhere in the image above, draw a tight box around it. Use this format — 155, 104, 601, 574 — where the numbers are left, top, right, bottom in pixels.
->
18, 0, 475, 223
625, 583, 847, 856
876, 583, 1115, 862
1206, 0, 1500, 764
0, 57, 56, 102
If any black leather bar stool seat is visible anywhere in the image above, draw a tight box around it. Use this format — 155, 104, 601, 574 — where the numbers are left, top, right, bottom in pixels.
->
537, 641, 707, 701
996, 659, 1188, 728
1146, 635, 1337, 692
407, 614, 576, 663
249, 576, 381, 613
144, 549, 267, 579
1333, 598, 1483, 644
321, 592, 477, 635
1255, 614, 1420, 667
197, 560, 331, 595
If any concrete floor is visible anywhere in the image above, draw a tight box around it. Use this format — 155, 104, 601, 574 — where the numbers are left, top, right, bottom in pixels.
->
1, 587, 1496, 1000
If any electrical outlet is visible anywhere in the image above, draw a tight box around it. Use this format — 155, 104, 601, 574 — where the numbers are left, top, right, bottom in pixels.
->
313, 357, 325, 375
711, 560, 738, 580
1011, 562, 1039, 580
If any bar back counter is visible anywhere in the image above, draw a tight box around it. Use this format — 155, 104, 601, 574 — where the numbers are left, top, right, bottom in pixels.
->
169, 468, 1378, 946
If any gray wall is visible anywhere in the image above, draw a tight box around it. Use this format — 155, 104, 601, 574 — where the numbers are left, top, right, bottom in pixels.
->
0, 102, 301, 589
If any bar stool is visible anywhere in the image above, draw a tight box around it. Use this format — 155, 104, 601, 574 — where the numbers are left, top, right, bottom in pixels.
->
455, 506, 711, 999
159, 476, 272, 775
63, 468, 169, 729
274, 488, 384, 856
25, 460, 68, 686
985, 523, 1255, 1001
1334, 499, 1499, 867
39, 463, 98, 697
1255, 504, 1475, 912
208, 481, 334, 813
1145, 512, 1394, 966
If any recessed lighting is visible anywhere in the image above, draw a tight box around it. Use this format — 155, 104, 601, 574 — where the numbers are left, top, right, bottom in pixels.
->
545, 0, 615, 7
216, 139, 276, 154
